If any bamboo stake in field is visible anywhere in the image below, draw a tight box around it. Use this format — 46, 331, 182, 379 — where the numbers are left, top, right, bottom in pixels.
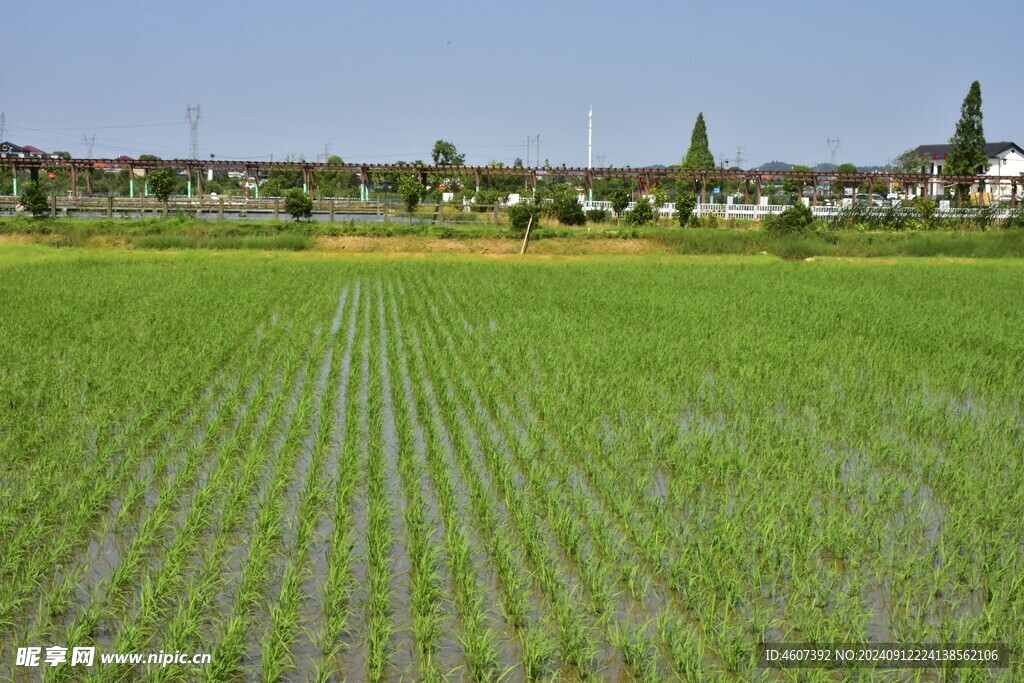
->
520, 216, 534, 254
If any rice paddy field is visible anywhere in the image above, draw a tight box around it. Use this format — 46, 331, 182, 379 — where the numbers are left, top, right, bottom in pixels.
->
1, 246, 1022, 681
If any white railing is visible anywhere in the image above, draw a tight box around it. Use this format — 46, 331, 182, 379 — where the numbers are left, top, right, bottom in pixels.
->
581, 200, 1018, 221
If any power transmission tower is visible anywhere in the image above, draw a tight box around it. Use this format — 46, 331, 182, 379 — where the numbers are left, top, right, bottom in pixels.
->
733, 146, 746, 169
83, 134, 95, 158
827, 138, 840, 167
321, 143, 331, 163
526, 135, 540, 167
187, 104, 201, 160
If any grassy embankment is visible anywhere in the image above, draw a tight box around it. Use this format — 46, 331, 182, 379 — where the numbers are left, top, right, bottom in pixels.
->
2, 215, 1024, 258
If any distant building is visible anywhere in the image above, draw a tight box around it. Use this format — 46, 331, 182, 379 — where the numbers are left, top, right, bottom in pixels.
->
0, 142, 58, 159
915, 141, 1024, 198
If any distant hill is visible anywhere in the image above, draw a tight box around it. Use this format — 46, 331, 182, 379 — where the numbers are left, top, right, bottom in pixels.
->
755, 161, 891, 173
755, 161, 793, 171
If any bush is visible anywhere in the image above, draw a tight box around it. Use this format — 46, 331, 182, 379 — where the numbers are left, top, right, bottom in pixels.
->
586, 208, 609, 224
555, 197, 586, 226
283, 188, 313, 221
624, 197, 654, 225
473, 189, 507, 213
912, 196, 937, 228
19, 182, 49, 217
507, 202, 541, 233
763, 202, 814, 235
674, 192, 697, 227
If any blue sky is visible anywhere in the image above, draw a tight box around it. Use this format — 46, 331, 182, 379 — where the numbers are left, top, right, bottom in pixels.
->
7, 0, 1022, 168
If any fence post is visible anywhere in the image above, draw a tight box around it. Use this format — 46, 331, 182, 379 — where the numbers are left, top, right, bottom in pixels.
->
51, 187, 57, 217
329, 198, 335, 222
492, 203, 499, 225
218, 196, 224, 220
107, 195, 113, 218
274, 198, 279, 220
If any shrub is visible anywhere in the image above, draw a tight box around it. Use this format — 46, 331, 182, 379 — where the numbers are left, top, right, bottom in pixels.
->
674, 192, 697, 227
507, 202, 541, 233
283, 188, 313, 221
19, 182, 49, 218
763, 202, 814, 235
473, 189, 507, 213
912, 196, 937, 228
586, 208, 609, 224
555, 197, 586, 226
624, 197, 654, 225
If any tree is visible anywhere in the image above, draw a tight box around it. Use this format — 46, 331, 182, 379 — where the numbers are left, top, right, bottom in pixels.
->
609, 188, 631, 222
20, 181, 49, 217
431, 140, 464, 166
139, 154, 161, 162
891, 149, 928, 174
674, 182, 697, 226
784, 165, 814, 198
682, 113, 715, 170
148, 168, 177, 216
398, 174, 425, 223
835, 163, 859, 199
52, 151, 71, 160
284, 188, 313, 220
944, 81, 987, 203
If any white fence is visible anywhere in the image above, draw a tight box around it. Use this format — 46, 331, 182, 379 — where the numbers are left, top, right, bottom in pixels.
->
580, 200, 1017, 221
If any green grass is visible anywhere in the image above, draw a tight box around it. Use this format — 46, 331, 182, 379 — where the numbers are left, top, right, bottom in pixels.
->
0, 246, 1022, 680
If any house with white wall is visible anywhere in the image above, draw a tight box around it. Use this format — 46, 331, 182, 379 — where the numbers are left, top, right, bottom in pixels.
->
915, 141, 1024, 198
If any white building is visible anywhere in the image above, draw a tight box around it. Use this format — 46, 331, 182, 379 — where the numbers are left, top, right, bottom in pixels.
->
915, 141, 1024, 199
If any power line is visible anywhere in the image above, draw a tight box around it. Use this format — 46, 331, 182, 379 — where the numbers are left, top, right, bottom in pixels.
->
187, 104, 201, 160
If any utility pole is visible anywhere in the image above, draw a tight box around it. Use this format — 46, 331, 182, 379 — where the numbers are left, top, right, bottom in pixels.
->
83, 134, 95, 158
587, 106, 593, 200
187, 104, 201, 160
827, 138, 840, 168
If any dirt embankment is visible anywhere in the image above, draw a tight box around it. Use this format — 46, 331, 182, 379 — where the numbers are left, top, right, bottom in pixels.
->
314, 235, 670, 255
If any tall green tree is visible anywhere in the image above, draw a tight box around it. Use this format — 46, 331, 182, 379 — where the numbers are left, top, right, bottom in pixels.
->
944, 81, 987, 202
431, 140, 464, 166
682, 113, 715, 170
148, 168, 177, 216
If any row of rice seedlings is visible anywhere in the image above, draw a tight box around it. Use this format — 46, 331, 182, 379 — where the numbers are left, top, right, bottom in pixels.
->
281, 287, 353, 675
381, 287, 449, 680
399, 288, 568, 677
0, 267, 269, 559
396, 284, 603, 680
13, 355, 243, 648
313, 283, 366, 681
203, 333, 319, 681
362, 284, 399, 681
152, 322, 322, 682
419, 283, 677, 680
394, 292, 509, 681
35, 362, 253, 649
0, 332, 241, 630
437, 277, 765, 675
205, 316, 330, 680
91, 326, 305, 680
